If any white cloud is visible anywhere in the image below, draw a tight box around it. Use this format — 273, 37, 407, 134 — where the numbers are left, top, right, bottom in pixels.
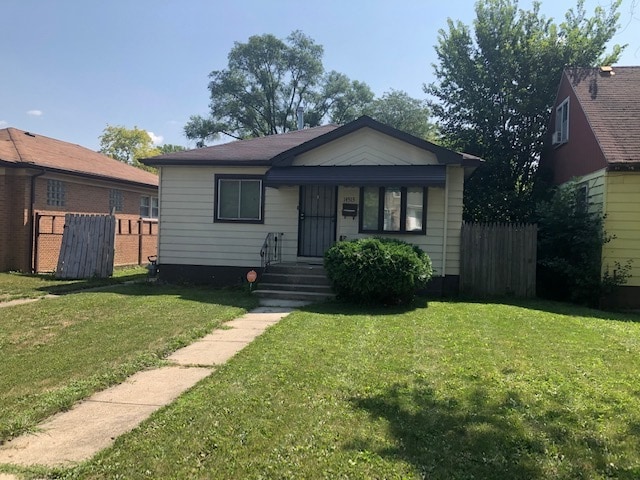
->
27, 110, 43, 117
0, 120, 8, 127
147, 131, 164, 145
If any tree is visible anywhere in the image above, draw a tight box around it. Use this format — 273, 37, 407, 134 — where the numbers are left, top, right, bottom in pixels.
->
426, 0, 624, 222
98, 125, 160, 170
157, 144, 186, 154
184, 31, 375, 145
365, 89, 438, 141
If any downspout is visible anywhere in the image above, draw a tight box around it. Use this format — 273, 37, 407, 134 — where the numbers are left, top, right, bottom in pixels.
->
28, 169, 46, 273
441, 166, 449, 289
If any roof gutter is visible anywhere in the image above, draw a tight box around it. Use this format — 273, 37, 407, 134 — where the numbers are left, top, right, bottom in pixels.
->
29, 168, 46, 273
3, 161, 158, 189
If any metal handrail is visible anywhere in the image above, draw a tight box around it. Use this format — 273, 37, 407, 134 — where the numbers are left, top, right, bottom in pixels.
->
260, 232, 283, 269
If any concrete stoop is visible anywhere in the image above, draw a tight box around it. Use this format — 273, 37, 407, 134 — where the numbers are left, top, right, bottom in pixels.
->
0, 307, 292, 468
253, 263, 335, 306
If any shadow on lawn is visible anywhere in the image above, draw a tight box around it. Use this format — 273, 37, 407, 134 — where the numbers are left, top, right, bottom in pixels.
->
451, 295, 640, 323
349, 379, 544, 479
298, 297, 430, 316
37, 281, 258, 309
349, 379, 640, 479
33, 273, 147, 295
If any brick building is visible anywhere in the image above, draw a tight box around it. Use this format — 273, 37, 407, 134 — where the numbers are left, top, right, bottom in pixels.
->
0, 128, 159, 273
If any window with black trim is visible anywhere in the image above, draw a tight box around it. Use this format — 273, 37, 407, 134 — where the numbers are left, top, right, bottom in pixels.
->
140, 196, 158, 218
555, 98, 569, 144
215, 175, 263, 223
109, 189, 124, 212
360, 186, 426, 234
47, 179, 65, 206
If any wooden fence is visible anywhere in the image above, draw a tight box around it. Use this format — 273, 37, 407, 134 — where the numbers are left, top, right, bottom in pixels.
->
34, 213, 158, 273
460, 222, 537, 297
56, 214, 116, 279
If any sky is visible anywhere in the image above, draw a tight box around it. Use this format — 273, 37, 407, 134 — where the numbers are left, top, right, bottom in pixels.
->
1, 0, 638, 152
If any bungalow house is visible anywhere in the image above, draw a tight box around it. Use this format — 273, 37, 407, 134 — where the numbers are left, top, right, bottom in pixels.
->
143, 116, 482, 297
0, 128, 159, 273
540, 66, 640, 308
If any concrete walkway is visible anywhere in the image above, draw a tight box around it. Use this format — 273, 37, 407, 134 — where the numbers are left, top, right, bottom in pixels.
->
0, 307, 292, 469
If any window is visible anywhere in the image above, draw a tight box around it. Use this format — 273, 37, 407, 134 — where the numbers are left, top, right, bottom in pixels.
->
576, 183, 588, 212
360, 186, 426, 234
47, 179, 65, 206
140, 196, 158, 218
215, 175, 263, 223
109, 189, 124, 212
554, 98, 569, 144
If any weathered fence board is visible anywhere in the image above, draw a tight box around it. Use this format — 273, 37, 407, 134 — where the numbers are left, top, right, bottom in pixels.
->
35, 213, 157, 273
56, 214, 116, 279
460, 222, 537, 297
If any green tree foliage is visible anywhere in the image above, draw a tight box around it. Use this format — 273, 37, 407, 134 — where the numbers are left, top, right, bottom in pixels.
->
157, 144, 186, 154
426, 0, 624, 222
185, 31, 376, 144
324, 237, 433, 305
537, 182, 630, 307
98, 125, 160, 171
365, 89, 438, 141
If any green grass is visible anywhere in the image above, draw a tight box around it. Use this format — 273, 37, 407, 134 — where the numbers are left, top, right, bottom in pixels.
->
0, 283, 257, 443
33, 299, 636, 480
0, 267, 147, 302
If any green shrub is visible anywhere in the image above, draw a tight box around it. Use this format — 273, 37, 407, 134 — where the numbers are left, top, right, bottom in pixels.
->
536, 181, 631, 307
324, 237, 432, 305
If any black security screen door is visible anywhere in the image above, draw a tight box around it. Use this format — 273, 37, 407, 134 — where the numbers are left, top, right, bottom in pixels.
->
298, 185, 337, 257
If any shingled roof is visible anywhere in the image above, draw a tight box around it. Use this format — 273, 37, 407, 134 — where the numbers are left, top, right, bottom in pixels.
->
142, 116, 483, 168
0, 128, 158, 188
144, 124, 339, 166
566, 66, 640, 166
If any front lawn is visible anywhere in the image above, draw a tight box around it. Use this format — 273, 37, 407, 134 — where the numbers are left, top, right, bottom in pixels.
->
54, 300, 640, 479
0, 283, 257, 443
0, 267, 147, 302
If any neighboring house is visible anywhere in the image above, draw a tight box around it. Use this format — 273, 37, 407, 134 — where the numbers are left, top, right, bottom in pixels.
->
0, 128, 159, 273
143, 116, 482, 294
540, 66, 640, 308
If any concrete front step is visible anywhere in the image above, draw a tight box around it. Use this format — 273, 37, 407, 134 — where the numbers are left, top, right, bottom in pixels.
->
254, 263, 334, 305
257, 282, 333, 294
252, 289, 334, 303
260, 273, 331, 286
265, 263, 326, 275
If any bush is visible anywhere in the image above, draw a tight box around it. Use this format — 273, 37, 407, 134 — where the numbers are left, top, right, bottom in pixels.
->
324, 237, 432, 305
536, 182, 630, 307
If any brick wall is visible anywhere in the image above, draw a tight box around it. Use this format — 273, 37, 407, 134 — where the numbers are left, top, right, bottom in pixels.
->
0, 170, 31, 272
1, 169, 158, 273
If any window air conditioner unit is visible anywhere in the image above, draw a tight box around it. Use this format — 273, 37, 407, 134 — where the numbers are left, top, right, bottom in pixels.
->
552, 131, 562, 145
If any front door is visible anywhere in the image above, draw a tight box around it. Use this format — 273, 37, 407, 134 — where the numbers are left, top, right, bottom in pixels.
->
298, 185, 337, 257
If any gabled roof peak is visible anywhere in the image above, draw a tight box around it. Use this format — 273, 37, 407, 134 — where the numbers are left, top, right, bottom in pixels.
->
143, 116, 483, 168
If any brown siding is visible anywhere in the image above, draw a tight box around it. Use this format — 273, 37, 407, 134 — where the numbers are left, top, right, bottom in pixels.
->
542, 73, 608, 185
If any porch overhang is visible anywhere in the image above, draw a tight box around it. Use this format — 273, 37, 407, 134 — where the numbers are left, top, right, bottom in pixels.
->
264, 165, 446, 187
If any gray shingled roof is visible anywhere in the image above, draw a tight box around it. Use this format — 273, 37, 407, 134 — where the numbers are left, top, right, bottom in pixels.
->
143, 116, 483, 168
0, 128, 158, 187
145, 124, 339, 165
566, 66, 640, 166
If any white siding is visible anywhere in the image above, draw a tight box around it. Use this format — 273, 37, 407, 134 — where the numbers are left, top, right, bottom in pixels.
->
573, 168, 606, 214
158, 166, 299, 267
334, 166, 465, 276
158, 154, 466, 273
294, 128, 438, 166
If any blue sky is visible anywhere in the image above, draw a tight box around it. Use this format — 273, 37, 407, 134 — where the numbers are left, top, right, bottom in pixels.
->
1, 0, 638, 151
